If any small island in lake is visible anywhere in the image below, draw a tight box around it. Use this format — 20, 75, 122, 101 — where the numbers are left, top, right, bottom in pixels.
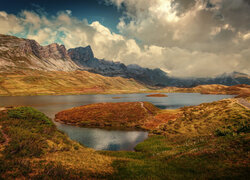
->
112, 97, 124, 99
146, 93, 168, 97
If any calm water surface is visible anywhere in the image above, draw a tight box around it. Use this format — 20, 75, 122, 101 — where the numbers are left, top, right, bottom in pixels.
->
0, 93, 234, 151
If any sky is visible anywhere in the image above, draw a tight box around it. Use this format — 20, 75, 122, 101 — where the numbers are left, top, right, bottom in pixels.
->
0, 0, 250, 77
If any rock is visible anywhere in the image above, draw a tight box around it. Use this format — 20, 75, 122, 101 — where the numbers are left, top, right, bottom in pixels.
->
0, 34, 78, 71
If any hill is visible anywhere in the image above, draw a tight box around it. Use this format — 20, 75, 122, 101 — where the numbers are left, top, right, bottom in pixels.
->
0, 107, 114, 179
174, 84, 250, 97
0, 69, 147, 96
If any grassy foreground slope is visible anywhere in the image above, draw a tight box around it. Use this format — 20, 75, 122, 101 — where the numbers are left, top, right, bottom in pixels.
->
0, 69, 147, 96
0, 99, 249, 179
55, 98, 249, 179
101, 99, 250, 179
0, 107, 114, 179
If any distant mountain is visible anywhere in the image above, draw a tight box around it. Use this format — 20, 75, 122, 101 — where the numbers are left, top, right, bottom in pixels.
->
68, 46, 128, 77
0, 34, 249, 87
68, 46, 250, 87
170, 72, 250, 87
68, 46, 172, 85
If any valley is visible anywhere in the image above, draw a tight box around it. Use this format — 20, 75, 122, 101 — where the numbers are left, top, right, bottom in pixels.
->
0, 34, 249, 179
0, 0, 250, 178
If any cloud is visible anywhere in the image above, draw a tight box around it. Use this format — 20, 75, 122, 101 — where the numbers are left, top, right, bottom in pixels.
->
105, 0, 250, 76
0, 1, 250, 77
0, 11, 24, 34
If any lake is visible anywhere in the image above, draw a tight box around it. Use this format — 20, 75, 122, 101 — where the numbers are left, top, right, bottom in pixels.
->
0, 93, 234, 151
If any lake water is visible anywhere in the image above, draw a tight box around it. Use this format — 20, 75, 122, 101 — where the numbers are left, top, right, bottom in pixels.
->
0, 93, 234, 151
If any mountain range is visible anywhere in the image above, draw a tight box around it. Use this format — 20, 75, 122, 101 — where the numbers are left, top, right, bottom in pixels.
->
0, 34, 249, 87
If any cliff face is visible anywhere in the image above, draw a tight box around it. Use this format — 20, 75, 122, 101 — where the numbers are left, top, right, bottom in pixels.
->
68, 46, 94, 63
68, 46, 129, 77
0, 34, 78, 71
68, 46, 170, 83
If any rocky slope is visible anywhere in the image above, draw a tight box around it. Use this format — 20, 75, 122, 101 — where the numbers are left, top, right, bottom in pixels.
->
0, 34, 249, 87
0, 34, 78, 72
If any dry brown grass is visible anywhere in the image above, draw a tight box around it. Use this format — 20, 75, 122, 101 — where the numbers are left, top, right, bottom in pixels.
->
157, 99, 250, 137
0, 69, 148, 96
40, 145, 114, 175
169, 84, 250, 97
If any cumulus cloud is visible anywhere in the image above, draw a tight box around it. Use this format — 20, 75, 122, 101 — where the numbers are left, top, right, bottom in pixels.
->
105, 0, 250, 76
0, 0, 250, 77
0, 11, 24, 34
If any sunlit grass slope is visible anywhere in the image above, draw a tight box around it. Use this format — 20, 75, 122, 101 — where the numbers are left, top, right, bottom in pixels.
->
0, 69, 147, 96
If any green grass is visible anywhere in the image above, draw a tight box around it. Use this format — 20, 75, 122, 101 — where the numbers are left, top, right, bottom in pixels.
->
100, 134, 249, 180
0, 107, 79, 178
2, 107, 56, 158
0, 107, 116, 179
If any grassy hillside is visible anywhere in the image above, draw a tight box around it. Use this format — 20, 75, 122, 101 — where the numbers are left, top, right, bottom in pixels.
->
101, 99, 250, 179
0, 107, 114, 179
0, 69, 147, 96
0, 68, 249, 96
0, 68, 249, 97
174, 84, 250, 97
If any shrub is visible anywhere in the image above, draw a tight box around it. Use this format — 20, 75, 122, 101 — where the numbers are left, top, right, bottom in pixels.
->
8, 107, 53, 126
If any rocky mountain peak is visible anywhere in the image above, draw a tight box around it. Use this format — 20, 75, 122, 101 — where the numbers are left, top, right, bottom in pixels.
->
68, 45, 94, 63
0, 34, 78, 71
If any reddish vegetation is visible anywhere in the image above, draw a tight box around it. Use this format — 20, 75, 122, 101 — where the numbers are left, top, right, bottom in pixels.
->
146, 94, 168, 97
55, 102, 184, 131
142, 110, 181, 130
55, 102, 160, 129
112, 97, 123, 99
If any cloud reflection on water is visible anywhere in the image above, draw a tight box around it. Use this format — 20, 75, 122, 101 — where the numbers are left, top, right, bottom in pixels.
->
57, 124, 148, 151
